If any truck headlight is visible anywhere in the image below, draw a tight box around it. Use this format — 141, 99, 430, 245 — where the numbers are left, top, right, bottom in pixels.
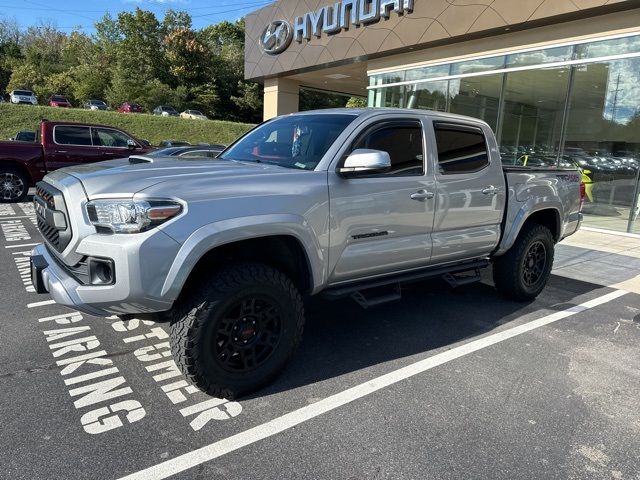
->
86, 199, 183, 233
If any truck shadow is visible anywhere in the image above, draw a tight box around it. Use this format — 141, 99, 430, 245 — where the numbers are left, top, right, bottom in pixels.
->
252, 273, 609, 398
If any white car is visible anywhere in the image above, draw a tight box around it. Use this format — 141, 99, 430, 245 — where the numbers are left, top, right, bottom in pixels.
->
180, 109, 208, 120
9, 89, 38, 105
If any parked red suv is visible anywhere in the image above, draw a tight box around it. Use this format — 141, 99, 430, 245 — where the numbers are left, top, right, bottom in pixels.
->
117, 102, 144, 113
48, 95, 72, 108
0, 120, 154, 202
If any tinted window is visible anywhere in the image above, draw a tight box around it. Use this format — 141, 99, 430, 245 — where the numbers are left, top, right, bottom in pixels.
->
351, 121, 424, 176
92, 128, 133, 148
54, 126, 92, 146
14, 90, 33, 96
434, 124, 489, 174
220, 114, 357, 170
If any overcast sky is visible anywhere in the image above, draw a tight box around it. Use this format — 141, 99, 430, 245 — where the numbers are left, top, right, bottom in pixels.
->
1, 0, 272, 32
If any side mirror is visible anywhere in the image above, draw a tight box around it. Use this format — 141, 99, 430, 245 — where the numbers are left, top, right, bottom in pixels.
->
127, 139, 138, 150
338, 149, 391, 176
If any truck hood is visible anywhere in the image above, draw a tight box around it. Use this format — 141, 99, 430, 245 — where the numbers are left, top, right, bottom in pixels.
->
47, 156, 301, 198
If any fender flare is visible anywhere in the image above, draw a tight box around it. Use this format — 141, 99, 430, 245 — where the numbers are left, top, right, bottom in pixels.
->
495, 201, 561, 256
160, 214, 326, 300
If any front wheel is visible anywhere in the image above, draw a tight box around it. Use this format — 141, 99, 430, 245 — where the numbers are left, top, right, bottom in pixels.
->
0, 168, 29, 203
170, 263, 305, 399
493, 224, 555, 301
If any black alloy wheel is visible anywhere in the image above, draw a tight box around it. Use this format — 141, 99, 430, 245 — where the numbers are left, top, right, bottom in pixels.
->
214, 295, 283, 372
522, 240, 547, 287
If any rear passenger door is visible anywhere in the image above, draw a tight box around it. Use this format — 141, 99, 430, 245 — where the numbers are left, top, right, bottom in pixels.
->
47, 125, 103, 170
430, 121, 506, 263
328, 116, 436, 283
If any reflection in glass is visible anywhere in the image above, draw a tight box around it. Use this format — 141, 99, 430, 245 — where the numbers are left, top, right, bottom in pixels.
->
563, 58, 640, 232
405, 81, 448, 111
499, 67, 570, 165
372, 85, 406, 107
575, 35, 640, 60
370, 71, 405, 86
405, 64, 450, 82
449, 73, 502, 131
506, 46, 573, 68
451, 56, 505, 75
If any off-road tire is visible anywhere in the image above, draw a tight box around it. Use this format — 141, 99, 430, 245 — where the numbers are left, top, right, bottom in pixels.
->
170, 263, 305, 399
0, 167, 29, 203
493, 223, 554, 301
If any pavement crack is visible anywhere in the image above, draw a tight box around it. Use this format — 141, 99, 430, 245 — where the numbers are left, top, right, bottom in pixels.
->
0, 348, 138, 380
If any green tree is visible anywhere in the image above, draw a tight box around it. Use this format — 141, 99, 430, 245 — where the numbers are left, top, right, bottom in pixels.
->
346, 96, 367, 108
231, 81, 262, 123
115, 8, 167, 84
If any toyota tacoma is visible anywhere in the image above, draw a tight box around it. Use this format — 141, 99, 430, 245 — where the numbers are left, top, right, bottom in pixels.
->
30, 109, 584, 398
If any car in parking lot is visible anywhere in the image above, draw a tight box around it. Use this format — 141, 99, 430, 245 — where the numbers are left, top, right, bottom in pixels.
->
30, 108, 584, 398
180, 110, 208, 120
9, 89, 38, 105
153, 105, 179, 117
158, 139, 191, 147
9, 130, 36, 142
48, 95, 72, 108
140, 144, 226, 159
83, 99, 108, 111
117, 102, 144, 113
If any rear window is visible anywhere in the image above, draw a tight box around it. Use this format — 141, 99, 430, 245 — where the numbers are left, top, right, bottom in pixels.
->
13, 90, 33, 96
51, 96, 67, 101
434, 123, 489, 175
54, 126, 92, 146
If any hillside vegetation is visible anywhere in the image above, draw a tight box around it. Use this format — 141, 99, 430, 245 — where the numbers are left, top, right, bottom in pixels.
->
0, 104, 254, 146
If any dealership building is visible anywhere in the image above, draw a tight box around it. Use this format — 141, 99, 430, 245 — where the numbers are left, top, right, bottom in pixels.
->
245, 0, 640, 234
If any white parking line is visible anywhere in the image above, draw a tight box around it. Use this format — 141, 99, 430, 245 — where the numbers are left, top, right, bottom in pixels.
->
117, 289, 628, 480
5, 243, 39, 249
0, 215, 31, 220
27, 300, 56, 308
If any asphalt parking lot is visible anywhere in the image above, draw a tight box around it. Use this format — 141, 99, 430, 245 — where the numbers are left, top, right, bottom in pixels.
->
1, 200, 639, 480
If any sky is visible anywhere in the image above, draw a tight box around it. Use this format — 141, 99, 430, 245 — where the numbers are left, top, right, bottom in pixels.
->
1, 0, 273, 33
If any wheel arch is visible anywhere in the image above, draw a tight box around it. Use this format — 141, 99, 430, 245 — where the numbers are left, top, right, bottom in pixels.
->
0, 159, 33, 185
496, 204, 562, 256
161, 216, 325, 302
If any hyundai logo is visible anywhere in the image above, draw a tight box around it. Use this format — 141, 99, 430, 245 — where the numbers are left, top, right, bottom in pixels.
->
260, 20, 293, 55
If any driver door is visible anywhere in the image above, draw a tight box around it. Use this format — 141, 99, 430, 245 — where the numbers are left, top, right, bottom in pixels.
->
327, 116, 436, 284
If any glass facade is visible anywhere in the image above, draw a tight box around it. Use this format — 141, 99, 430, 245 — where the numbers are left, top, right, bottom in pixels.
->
368, 34, 640, 233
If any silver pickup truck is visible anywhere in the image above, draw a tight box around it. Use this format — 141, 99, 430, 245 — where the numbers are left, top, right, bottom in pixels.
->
31, 108, 584, 398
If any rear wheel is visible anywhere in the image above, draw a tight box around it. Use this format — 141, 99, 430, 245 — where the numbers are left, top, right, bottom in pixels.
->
493, 223, 554, 301
0, 168, 29, 203
170, 263, 305, 399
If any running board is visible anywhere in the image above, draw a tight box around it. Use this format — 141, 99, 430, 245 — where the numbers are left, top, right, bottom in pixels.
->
351, 288, 403, 309
442, 268, 483, 288
322, 259, 490, 302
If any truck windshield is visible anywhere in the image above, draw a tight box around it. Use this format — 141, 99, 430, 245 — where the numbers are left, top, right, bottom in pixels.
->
219, 114, 358, 170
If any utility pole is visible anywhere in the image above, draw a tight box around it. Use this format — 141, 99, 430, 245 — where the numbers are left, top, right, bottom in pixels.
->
610, 73, 623, 123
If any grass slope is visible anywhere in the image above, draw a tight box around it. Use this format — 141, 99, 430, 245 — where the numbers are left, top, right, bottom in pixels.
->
0, 104, 254, 146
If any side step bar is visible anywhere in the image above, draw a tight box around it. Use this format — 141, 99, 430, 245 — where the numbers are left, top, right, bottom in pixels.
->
322, 259, 490, 308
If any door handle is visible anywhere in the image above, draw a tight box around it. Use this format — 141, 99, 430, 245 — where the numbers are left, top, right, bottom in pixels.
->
410, 190, 434, 201
481, 186, 498, 195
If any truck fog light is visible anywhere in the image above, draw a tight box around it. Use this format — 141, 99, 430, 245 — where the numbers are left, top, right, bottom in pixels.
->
88, 258, 115, 285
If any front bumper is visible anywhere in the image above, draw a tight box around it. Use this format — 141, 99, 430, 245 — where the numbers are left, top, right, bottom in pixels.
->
30, 232, 180, 317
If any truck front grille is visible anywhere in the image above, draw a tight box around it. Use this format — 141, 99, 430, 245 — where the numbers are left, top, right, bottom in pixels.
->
34, 182, 72, 252
37, 216, 60, 249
